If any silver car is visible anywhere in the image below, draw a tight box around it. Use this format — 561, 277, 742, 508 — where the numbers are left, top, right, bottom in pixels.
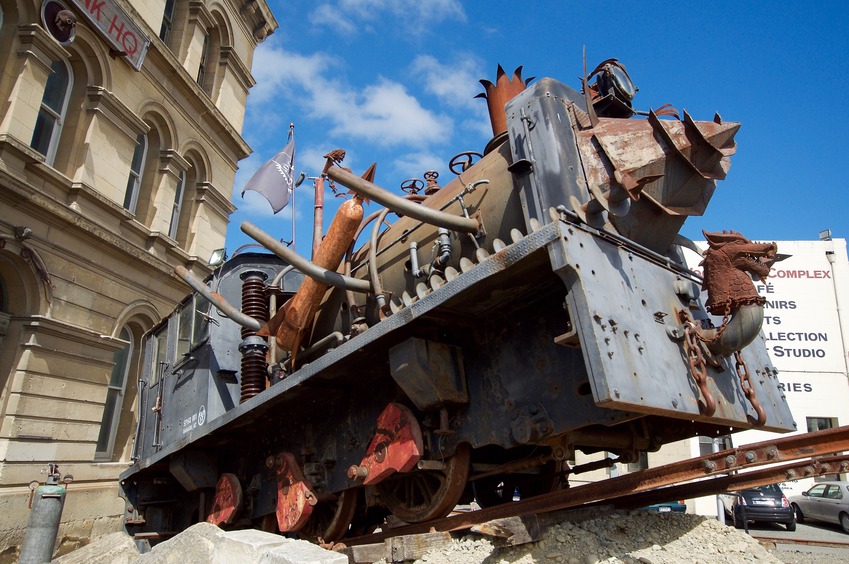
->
789, 481, 849, 533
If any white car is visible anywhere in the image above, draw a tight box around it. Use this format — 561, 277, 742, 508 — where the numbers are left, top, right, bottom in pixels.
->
789, 481, 849, 533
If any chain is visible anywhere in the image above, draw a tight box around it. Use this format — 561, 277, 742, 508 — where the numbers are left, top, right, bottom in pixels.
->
695, 303, 732, 345
734, 351, 767, 427
682, 321, 716, 416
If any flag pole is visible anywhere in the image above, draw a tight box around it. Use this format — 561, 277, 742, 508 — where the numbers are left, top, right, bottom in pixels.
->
289, 122, 295, 255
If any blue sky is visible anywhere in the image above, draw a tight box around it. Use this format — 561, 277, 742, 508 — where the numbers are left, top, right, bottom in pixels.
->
227, 1, 849, 259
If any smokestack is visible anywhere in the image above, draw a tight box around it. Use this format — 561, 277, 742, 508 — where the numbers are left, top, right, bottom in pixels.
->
477, 65, 533, 152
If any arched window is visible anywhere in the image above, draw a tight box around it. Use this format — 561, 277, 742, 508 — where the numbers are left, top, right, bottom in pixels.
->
30, 59, 72, 165
159, 0, 176, 43
196, 32, 210, 87
123, 133, 147, 213
95, 327, 133, 460
168, 170, 186, 239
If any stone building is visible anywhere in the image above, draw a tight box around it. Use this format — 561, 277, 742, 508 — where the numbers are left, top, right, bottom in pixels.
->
0, 0, 275, 555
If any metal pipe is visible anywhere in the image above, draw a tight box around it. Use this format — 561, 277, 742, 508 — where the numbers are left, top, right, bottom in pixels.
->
326, 166, 480, 234
174, 265, 261, 331
296, 331, 345, 365
431, 228, 452, 272
409, 242, 424, 278
241, 222, 371, 293
268, 266, 296, 366
369, 208, 390, 312
312, 176, 325, 259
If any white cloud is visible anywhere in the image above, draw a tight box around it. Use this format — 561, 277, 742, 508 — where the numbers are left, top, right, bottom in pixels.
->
309, 0, 466, 33
247, 39, 452, 148
410, 54, 484, 112
330, 79, 452, 146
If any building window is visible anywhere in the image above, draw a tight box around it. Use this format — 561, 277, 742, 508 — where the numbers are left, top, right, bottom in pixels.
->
159, 0, 176, 43
807, 417, 837, 433
95, 327, 133, 460
168, 170, 185, 239
699, 435, 732, 457
807, 417, 839, 481
196, 33, 210, 86
123, 133, 147, 213
30, 59, 72, 165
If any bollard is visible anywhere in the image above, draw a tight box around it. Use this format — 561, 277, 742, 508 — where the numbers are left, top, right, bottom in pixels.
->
19, 464, 72, 564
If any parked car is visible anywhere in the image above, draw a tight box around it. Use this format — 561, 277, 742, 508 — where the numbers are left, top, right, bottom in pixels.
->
641, 500, 687, 513
789, 481, 849, 533
721, 484, 796, 531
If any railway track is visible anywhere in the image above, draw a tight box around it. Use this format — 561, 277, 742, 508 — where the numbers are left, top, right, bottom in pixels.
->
339, 425, 849, 548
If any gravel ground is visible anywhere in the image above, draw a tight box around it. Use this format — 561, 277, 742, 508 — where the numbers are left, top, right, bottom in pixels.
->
391, 510, 847, 564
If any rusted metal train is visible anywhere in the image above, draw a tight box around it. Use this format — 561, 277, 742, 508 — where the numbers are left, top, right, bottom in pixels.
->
120, 60, 794, 543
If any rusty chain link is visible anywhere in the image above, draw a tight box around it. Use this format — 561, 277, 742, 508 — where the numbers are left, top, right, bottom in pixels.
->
682, 320, 716, 416
734, 351, 767, 427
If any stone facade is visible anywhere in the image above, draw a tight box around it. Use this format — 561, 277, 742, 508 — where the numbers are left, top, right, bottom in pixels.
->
0, 0, 276, 558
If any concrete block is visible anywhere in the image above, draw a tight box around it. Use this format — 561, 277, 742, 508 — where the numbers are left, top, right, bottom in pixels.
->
53, 531, 139, 564
261, 538, 349, 564
212, 528, 289, 563
134, 522, 219, 563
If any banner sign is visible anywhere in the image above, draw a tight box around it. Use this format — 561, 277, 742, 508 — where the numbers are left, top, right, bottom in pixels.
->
69, 0, 150, 70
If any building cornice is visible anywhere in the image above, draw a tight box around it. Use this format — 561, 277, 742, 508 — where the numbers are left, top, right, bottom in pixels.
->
16, 24, 70, 72
196, 181, 237, 220
233, 0, 278, 45
17, 315, 127, 354
219, 46, 255, 92
0, 165, 184, 282
86, 86, 149, 139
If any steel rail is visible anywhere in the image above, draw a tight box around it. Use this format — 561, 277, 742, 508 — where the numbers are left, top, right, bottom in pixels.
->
598, 453, 849, 511
341, 426, 849, 546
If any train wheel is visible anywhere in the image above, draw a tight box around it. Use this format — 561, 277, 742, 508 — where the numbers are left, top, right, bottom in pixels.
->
377, 443, 470, 523
299, 488, 358, 542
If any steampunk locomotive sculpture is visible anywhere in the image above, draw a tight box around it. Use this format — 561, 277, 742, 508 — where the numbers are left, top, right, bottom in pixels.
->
121, 60, 793, 543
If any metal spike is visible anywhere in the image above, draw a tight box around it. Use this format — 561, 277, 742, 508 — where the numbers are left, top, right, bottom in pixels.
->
416, 283, 430, 299
445, 266, 459, 281
402, 291, 413, 306
493, 239, 506, 252
460, 258, 475, 273
390, 300, 401, 314
475, 248, 490, 262
430, 275, 444, 290
529, 217, 542, 232
549, 207, 560, 222
510, 228, 523, 243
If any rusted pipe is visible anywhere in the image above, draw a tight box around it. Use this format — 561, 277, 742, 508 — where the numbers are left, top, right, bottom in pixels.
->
174, 265, 261, 331
325, 166, 480, 234
267, 195, 365, 355
241, 222, 371, 293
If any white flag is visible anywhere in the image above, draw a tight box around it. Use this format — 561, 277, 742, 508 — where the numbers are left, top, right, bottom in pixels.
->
241, 137, 295, 214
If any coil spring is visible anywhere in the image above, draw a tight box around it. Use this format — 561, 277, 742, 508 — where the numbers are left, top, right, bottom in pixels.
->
240, 345, 266, 403
240, 272, 270, 339
239, 271, 269, 403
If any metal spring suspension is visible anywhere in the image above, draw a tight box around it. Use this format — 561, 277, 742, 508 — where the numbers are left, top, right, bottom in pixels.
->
239, 271, 269, 403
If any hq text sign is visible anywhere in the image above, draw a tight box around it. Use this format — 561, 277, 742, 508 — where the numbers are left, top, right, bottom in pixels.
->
70, 0, 150, 70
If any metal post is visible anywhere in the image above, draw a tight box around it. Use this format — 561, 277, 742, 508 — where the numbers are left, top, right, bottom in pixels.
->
19, 465, 71, 564
714, 438, 726, 524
